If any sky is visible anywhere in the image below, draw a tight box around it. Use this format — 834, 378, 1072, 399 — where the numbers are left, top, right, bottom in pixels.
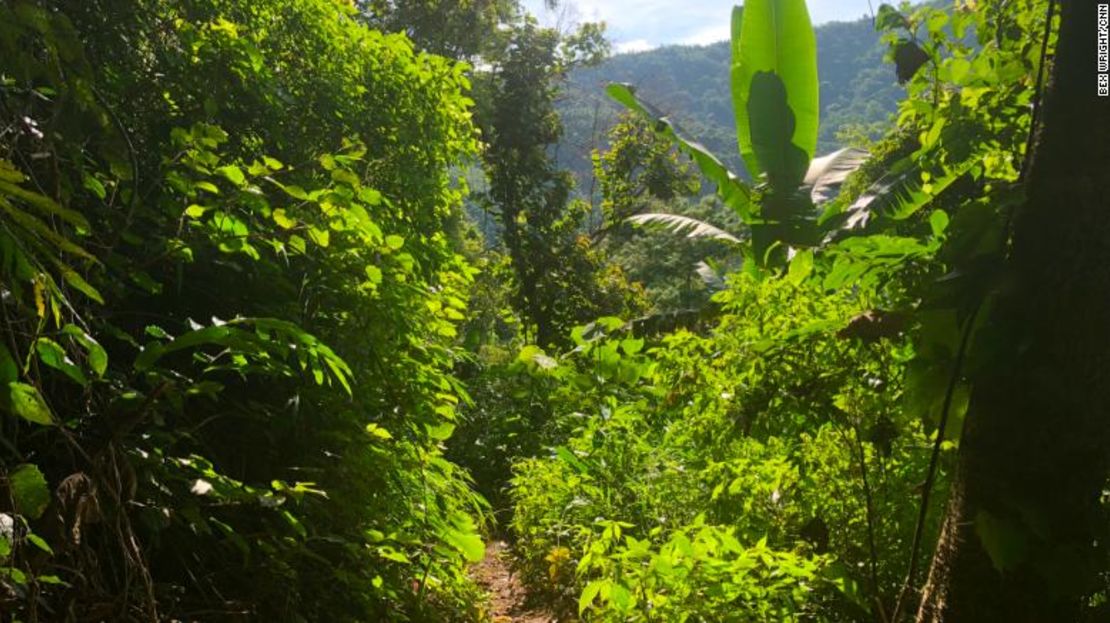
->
522, 0, 876, 53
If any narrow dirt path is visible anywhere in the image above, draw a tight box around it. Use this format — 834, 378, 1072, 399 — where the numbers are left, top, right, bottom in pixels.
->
471, 540, 557, 623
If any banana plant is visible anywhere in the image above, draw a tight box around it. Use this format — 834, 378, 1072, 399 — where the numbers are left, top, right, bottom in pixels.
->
610, 0, 974, 277
609, 0, 829, 266
622, 145, 868, 284
625, 146, 867, 241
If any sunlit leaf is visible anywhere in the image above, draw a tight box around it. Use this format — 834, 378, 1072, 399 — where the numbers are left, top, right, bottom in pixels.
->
731, 0, 818, 188
6, 382, 54, 425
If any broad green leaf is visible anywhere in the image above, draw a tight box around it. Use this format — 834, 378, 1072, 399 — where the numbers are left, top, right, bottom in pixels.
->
185, 204, 208, 218
144, 325, 169, 339
308, 226, 330, 248
282, 184, 309, 200
580, 579, 606, 615
35, 338, 87, 386
216, 165, 245, 186
377, 547, 410, 564
442, 511, 484, 562
6, 382, 54, 425
609, 583, 633, 611
731, 0, 818, 190
194, 180, 220, 194
2, 566, 27, 585
442, 527, 484, 562
0, 196, 96, 261
281, 510, 307, 538
619, 337, 644, 355
9, 464, 49, 519
384, 234, 404, 250
365, 423, 392, 440
426, 421, 455, 440
929, 210, 950, 237
787, 248, 814, 284
364, 264, 383, 285
517, 345, 557, 370
875, 3, 910, 31
272, 208, 296, 229
0, 180, 90, 230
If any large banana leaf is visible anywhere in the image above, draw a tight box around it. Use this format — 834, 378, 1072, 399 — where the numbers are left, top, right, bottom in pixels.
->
626, 213, 742, 243
842, 157, 979, 230
804, 147, 869, 204
731, 0, 818, 192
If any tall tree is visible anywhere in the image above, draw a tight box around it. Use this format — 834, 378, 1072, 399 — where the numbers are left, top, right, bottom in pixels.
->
360, 0, 519, 58
476, 19, 638, 347
917, 1, 1110, 619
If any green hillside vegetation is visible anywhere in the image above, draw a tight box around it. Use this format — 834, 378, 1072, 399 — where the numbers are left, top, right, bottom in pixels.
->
558, 13, 903, 188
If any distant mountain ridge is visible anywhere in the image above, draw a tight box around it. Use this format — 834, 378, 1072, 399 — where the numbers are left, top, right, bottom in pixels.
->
556, 13, 903, 189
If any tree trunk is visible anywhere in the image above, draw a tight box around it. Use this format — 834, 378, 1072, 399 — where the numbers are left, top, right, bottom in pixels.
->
917, 1, 1110, 620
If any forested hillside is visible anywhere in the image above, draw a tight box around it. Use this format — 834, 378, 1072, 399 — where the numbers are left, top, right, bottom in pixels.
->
1, 1, 1107, 622
557, 13, 903, 187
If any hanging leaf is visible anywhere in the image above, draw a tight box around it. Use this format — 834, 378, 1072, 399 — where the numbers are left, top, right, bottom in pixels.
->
9, 464, 50, 519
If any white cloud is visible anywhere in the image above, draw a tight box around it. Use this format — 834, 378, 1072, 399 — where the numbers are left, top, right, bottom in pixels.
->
679, 23, 731, 47
522, 0, 871, 49
615, 38, 655, 54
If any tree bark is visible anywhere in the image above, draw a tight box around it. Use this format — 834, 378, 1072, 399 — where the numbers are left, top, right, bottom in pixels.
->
917, 1, 1110, 620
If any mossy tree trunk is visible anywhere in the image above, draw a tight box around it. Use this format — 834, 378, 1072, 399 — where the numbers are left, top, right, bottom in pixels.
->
917, 1, 1110, 620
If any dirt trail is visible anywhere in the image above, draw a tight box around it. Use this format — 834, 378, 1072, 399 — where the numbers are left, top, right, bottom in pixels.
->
471, 540, 556, 623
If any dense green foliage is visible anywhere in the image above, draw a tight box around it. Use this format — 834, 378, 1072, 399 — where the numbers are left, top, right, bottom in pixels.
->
0, 0, 488, 619
498, 0, 1109, 621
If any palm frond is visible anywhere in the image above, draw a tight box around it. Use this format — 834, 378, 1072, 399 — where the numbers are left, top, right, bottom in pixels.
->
845, 157, 978, 230
626, 213, 742, 244
804, 147, 870, 204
